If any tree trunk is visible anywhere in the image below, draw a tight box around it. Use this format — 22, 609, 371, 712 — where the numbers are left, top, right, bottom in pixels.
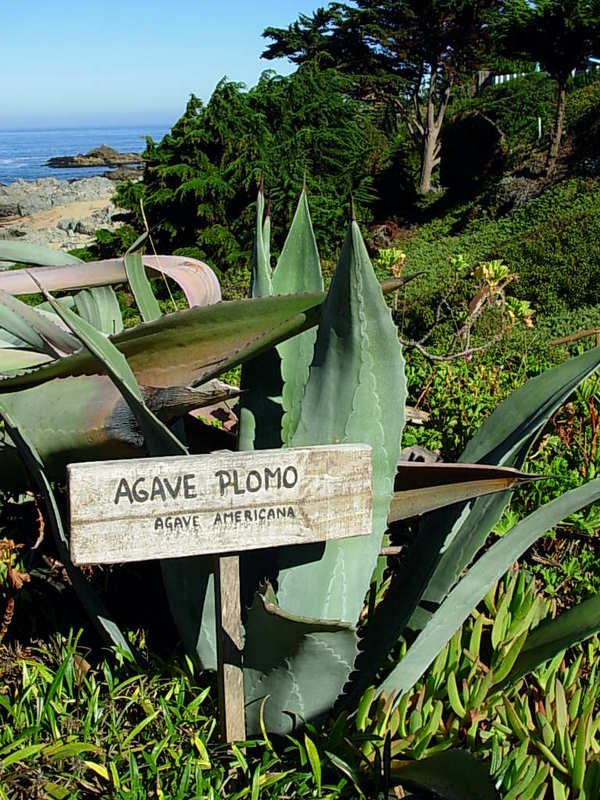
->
417, 73, 451, 195
547, 81, 567, 174
419, 129, 439, 194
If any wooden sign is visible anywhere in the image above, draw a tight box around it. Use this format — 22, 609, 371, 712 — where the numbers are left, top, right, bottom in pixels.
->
68, 444, 372, 565
67, 443, 372, 744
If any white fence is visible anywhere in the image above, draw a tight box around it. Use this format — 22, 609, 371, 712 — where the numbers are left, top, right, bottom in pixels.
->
493, 63, 600, 88
477, 61, 600, 92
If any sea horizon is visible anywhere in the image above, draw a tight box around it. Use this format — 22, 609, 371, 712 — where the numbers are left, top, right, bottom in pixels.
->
0, 123, 171, 184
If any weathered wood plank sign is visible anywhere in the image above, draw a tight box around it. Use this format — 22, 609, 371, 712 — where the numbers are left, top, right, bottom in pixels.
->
69, 444, 372, 564
68, 443, 373, 742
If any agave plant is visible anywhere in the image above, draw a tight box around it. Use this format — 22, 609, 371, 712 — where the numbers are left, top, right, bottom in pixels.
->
207, 187, 600, 744
1, 187, 600, 800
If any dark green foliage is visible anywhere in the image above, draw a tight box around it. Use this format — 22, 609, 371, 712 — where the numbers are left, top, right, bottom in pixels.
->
500, 0, 600, 165
402, 340, 600, 608
440, 111, 505, 196
114, 65, 382, 273
567, 71, 600, 127
372, 129, 420, 218
263, 0, 504, 193
504, 206, 600, 312
451, 72, 556, 161
503, 0, 600, 87
94, 226, 140, 259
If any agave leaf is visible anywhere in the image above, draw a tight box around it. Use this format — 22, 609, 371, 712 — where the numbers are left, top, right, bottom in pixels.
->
0, 329, 31, 349
250, 187, 272, 298
389, 463, 542, 522
0, 255, 221, 308
497, 593, 600, 691
124, 251, 161, 322
0, 241, 82, 267
75, 286, 124, 335
461, 348, 600, 466
244, 587, 357, 735
378, 479, 600, 700
142, 255, 221, 307
243, 220, 405, 731
412, 346, 600, 631
233, 188, 283, 667
380, 275, 422, 294
159, 556, 218, 669
0, 294, 324, 495
238, 188, 323, 451
0, 401, 134, 657
272, 187, 323, 446
0, 376, 147, 491
237, 349, 283, 451
391, 751, 499, 800
0, 260, 126, 294
238, 188, 281, 451
35, 296, 77, 331
40, 283, 214, 673
0, 349, 53, 372
277, 220, 405, 624
0, 380, 238, 491
263, 204, 271, 269
353, 347, 600, 705
37, 295, 76, 311
39, 285, 185, 456
42, 273, 228, 672
0, 288, 80, 356
0, 292, 324, 391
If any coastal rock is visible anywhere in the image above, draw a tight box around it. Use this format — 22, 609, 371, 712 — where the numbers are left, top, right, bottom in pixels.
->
46, 145, 142, 169
0, 176, 126, 252
103, 165, 144, 181
0, 176, 115, 218
0, 202, 22, 219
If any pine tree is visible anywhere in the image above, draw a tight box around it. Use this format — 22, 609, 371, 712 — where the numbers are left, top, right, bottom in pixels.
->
502, 0, 600, 172
116, 65, 383, 271
263, 1, 503, 194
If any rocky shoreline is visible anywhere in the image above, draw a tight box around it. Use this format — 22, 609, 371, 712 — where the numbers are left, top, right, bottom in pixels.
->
0, 176, 126, 250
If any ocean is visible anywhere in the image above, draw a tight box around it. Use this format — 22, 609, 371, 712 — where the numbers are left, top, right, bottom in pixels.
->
0, 125, 170, 185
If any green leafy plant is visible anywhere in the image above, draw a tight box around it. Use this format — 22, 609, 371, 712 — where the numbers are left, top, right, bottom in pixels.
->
188, 186, 600, 768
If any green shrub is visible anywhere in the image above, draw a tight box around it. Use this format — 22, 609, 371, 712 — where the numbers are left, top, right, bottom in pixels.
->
566, 69, 600, 128
450, 72, 555, 160
398, 177, 600, 341
114, 64, 386, 274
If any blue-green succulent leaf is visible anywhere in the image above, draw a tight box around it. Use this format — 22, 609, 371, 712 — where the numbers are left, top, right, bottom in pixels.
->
0, 241, 82, 267
244, 588, 357, 735
124, 251, 161, 322
74, 286, 124, 336
277, 220, 405, 624
273, 188, 323, 446
0, 402, 134, 658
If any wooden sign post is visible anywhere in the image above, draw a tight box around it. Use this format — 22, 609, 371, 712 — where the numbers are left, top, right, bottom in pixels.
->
68, 444, 373, 742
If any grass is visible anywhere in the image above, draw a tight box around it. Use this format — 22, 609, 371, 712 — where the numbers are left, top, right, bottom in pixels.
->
0, 633, 344, 800
3, 576, 600, 800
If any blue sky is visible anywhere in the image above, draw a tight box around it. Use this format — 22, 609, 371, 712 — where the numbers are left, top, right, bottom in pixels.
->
1, 1, 320, 128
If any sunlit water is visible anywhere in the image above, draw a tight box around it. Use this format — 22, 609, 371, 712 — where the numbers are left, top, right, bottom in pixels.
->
0, 125, 170, 184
